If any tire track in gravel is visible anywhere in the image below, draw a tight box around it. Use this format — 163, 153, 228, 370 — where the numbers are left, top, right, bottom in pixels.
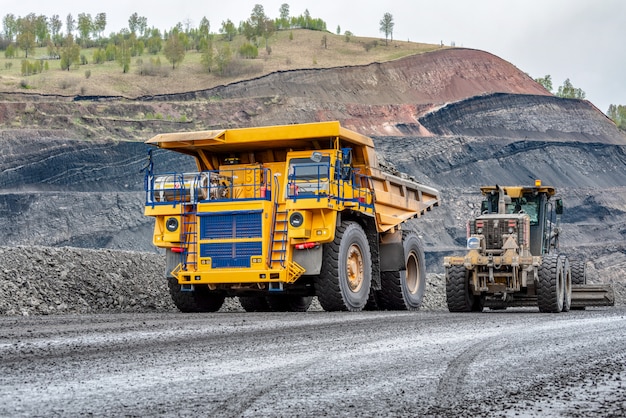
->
432, 335, 494, 410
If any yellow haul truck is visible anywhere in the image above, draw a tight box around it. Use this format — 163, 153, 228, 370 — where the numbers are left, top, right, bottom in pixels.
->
444, 183, 614, 313
144, 121, 440, 312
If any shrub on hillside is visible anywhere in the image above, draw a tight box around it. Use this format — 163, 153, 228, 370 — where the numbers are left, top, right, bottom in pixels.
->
238, 42, 259, 59
219, 58, 263, 77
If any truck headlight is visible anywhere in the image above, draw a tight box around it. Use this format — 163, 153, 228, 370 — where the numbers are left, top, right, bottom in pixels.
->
166, 217, 179, 232
289, 212, 304, 227
467, 236, 480, 250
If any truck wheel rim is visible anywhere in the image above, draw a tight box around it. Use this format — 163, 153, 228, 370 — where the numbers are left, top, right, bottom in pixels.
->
406, 252, 419, 294
346, 244, 364, 292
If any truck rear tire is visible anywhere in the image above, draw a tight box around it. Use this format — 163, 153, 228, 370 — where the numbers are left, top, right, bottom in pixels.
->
266, 295, 313, 312
446, 266, 484, 312
378, 232, 426, 311
315, 221, 372, 312
537, 255, 564, 313
167, 277, 225, 312
238, 296, 271, 312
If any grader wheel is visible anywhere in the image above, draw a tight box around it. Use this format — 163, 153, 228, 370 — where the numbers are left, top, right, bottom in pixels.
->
537, 255, 565, 313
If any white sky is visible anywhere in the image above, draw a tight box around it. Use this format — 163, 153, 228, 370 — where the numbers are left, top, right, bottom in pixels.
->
4, 0, 625, 112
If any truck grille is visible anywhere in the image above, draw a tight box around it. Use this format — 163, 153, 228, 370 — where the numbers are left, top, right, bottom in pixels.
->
199, 211, 262, 239
199, 210, 263, 268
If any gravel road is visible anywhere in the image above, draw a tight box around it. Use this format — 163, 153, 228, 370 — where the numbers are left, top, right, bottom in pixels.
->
1, 309, 624, 417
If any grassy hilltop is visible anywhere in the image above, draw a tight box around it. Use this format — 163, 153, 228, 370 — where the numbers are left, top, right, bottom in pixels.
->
0, 29, 443, 98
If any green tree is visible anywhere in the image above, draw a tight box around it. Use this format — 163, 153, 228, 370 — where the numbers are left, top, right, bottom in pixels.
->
77, 13, 92, 46
60, 34, 80, 70
5, 44, 16, 58
163, 31, 186, 69
534, 74, 553, 92
556, 78, 586, 99
146, 28, 162, 54
200, 36, 214, 72
116, 39, 132, 73
128, 12, 140, 35
248, 4, 267, 43
50, 14, 62, 45
2, 14, 17, 42
128, 13, 148, 36
199, 17, 210, 38
220, 19, 237, 41
380, 12, 394, 46
336, 25, 340, 35
34, 15, 49, 46
16, 14, 37, 58
66, 13, 75, 36
94, 13, 107, 39
278, 3, 290, 29
215, 43, 232, 75
607, 104, 626, 130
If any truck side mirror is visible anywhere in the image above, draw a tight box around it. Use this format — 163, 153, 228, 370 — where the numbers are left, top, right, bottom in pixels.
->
555, 198, 563, 215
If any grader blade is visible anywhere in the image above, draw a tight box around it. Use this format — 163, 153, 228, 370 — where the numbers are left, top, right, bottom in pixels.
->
571, 284, 615, 308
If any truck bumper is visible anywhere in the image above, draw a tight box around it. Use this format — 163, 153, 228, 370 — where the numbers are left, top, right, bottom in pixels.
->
172, 262, 305, 286
444, 253, 539, 269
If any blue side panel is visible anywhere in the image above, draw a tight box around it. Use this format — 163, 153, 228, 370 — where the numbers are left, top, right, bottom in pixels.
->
199, 211, 262, 239
201, 242, 263, 268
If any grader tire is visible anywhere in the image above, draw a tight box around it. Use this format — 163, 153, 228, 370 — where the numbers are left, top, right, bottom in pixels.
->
167, 277, 225, 312
562, 256, 572, 312
570, 260, 587, 285
446, 266, 483, 312
570, 259, 587, 310
378, 232, 426, 311
537, 255, 565, 313
315, 221, 372, 312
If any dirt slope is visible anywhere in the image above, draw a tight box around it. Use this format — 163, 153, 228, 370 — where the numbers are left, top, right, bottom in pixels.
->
0, 48, 551, 139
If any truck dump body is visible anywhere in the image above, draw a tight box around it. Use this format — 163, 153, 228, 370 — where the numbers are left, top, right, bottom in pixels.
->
146, 122, 439, 231
144, 121, 439, 312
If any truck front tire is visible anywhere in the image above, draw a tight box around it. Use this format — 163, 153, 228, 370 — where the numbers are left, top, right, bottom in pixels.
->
378, 232, 426, 311
316, 221, 372, 311
167, 277, 225, 312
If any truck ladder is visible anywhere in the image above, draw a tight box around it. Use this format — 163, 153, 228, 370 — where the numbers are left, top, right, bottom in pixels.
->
181, 204, 198, 272
269, 206, 288, 269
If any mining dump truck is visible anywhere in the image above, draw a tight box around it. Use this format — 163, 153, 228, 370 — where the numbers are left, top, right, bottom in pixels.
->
144, 121, 440, 312
444, 182, 614, 312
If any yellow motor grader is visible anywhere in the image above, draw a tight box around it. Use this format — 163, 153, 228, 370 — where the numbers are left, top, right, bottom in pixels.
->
444, 182, 614, 312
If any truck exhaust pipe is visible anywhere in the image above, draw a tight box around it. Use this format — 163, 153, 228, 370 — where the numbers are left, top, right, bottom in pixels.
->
496, 184, 510, 214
